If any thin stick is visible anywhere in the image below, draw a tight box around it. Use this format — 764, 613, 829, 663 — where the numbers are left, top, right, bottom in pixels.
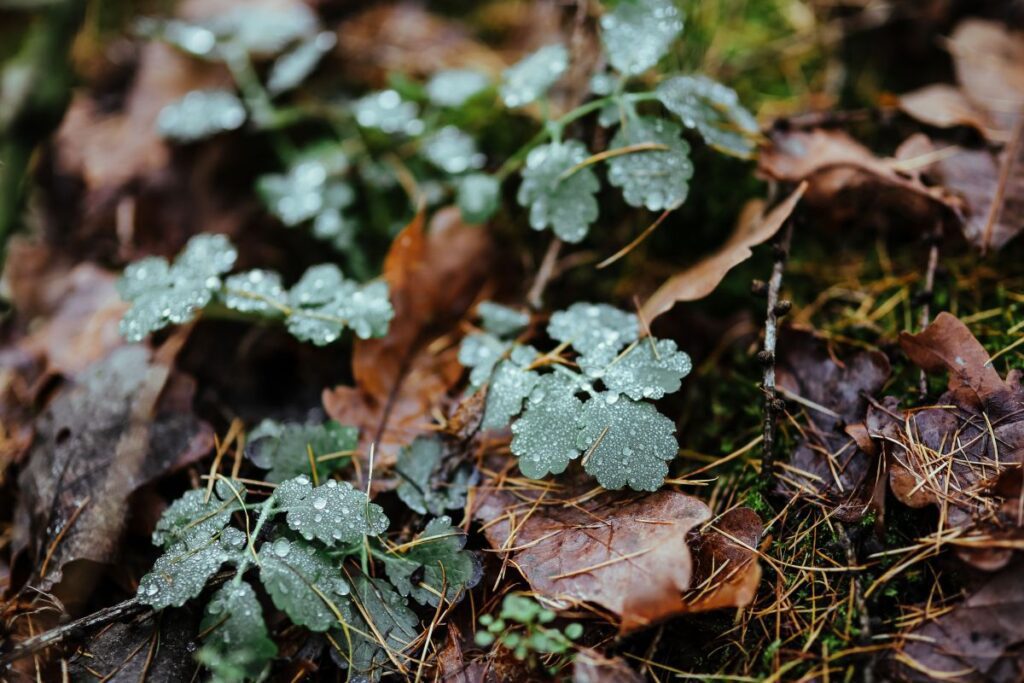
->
527, 237, 563, 310
917, 224, 941, 396
760, 218, 795, 487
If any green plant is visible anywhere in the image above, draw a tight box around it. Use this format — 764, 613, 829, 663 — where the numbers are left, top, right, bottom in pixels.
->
460, 301, 691, 491
137, 424, 479, 682
474, 594, 583, 675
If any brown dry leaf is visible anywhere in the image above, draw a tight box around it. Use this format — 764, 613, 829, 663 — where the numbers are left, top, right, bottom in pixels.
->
334, 3, 506, 88
323, 207, 492, 466
758, 128, 953, 230
687, 508, 763, 612
775, 327, 891, 519
640, 182, 806, 323
898, 84, 1000, 140
946, 19, 1024, 132
573, 650, 644, 683
473, 477, 762, 634
896, 561, 1024, 682
13, 342, 214, 595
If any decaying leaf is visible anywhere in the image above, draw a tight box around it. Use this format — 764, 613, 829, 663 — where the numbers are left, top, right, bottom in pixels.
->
67, 610, 199, 682
473, 478, 762, 633
898, 84, 1001, 140
641, 182, 805, 322
323, 208, 492, 467
573, 649, 645, 683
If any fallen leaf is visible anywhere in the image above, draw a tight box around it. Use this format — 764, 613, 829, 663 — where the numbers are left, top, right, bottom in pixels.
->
687, 507, 763, 612
13, 342, 214, 594
323, 207, 492, 466
775, 327, 891, 519
898, 84, 1000, 140
896, 561, 1024, 682
573, 649, 644, 683
473, 476, 762, 633
945, 19, 1024, 131
640, 182, 806, 323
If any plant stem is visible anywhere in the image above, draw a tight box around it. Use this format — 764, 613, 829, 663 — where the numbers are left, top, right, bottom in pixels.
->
917, 223, 941, 396
527, 237, 563, 309
233, 497, 276, 584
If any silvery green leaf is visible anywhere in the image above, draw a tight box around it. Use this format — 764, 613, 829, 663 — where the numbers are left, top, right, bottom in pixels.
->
500, 44, 569, 108
258, 536, 351, 632
312, 208, 356, 250
656, 75, 759, 158
285, 264, 350, 345
426, 69, 490, 107
116, 233, 237, 342
590, 71, 617, 96
224, 269, 287, 316
286, 299, 349, 345
457, 173, 501, 224
547, 302, 639, 365
336, 281, 393, 339
581, 338, 691, 400
422, 126, 485, 175
598, 102, 623, 128
516, 141, 600, 243
477, 301, 529, 337
380, 517, 481, 606
258, 149, 349, 226
483, 359, 540, 430
458, 333, 510, 389
396, 437, 471, 516
607, 116, 693, 211
157, 90, 246, 142
276, 476, 389, 545
577, 395, 677, 491
510, 375, 584, 479
206, 4, 317, 56
138, 527, 245, 610
151, 480, 241, 548
197, 581, 277, 683
601, 0, 684, 76
267, 31, 336, 95
353, 90, 423, 135
138, 18, 217, 58
247, 419, 358, 483
338, 575, 419, 680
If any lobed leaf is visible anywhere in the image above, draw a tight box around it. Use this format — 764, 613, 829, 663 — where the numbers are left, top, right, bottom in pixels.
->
426, 69, 490, 107
500, 44, 569, 108
380, 516, 481, 606
607, 116, 693, 211
482, 354, 540, 430
276, 476, 389, 545
266, 31, 336, 95
547, 302, 639, 365
457, 173, 501, 224
510, 374, 585, 478
477, 301, 530, 337
353, 90, 423, 135
601, 0, 684, 76
157, 90, 246, 143
580, 338, 692, 400
138, 527, 246, 610
422, 126, 485, 175
395, 437, 471, 516
258, 536, 351, 632
224, 269, 287, 316
151, 480, 242, 548
247, 419, 358, 483
517, 141, 600, 243
656, 75, 759, 158
197, 581, 277, 683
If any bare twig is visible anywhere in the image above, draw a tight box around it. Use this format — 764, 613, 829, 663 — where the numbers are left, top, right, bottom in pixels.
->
759, 217, 795, 487
837, 524, 875, 683
1, 597, 147, 665
527, 237, 563, 310
917, 223, 942, 396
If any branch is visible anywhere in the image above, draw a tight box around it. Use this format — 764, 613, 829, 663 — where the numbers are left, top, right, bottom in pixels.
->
758, 217, 794, 488
916, 223, 941, 396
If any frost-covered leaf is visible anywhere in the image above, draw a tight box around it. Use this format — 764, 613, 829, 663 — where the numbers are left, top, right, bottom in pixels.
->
483, 358, 540, 430
601, 0, 684, 76
353, 90, 423, 135
547, 302, 639, 365
205, 4, 317, 56
395, 437, 471, 516
510, 375, 584, 479
607, 116, 693, 210
138, 527, 245, 610
157, 90, 246, 143
426, 69, 490, 107
478, 301, 529, 338
577, 396, 678, 491
247, 419, 358, 483
457, 173, 501, 224
197, 581, 277, 683
339, 575, 419, 680
277, 476, 389, 545
224, 269, 287, 316
258, 536, 351, 632
267, 31, 336, 95
500, 44, 569, 108
381, 517, 481, 606
580, 338, 692, 400
422, 126, 485, 175
458, 333, 511, 389
151, 480, 242, 548
517, 141, 600, 243
116, 233, 238, 342
656, 75, 759, 158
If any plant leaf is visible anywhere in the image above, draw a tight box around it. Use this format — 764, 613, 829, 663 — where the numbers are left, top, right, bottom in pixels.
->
258, 536, 351, 632
247, 419, 358, 483
257, 147, 351, 227
422, 126, 485, 175
457, 332, 511, 390
656, 75, 759, 158
340, 575, 420, 680
151, 479, 242, 548
457, 173, 501, 224
380, 516, 481, 606
601, 0, 684, 76
395, 437, 471, 516
580, 338, 692, 400
276, 476, 389, 545
499, 44, 568, 108
285, 264, 394, 345
510, 374, 584, 478
577, 395, 678, 491
138, 527, 246, 610
426, 69, 490, 107
517, 141, 600, 243
224, 269, 287, 316
547, 302, 639, 365
266, 31, 336, 95
197, 581, 277, 683
116, 233, 237, 341
353, 90, 423, 135
483, 356, 540, 430
477, 301, 529, 337
607, 116, 693, 211
156, 89, 246, 143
